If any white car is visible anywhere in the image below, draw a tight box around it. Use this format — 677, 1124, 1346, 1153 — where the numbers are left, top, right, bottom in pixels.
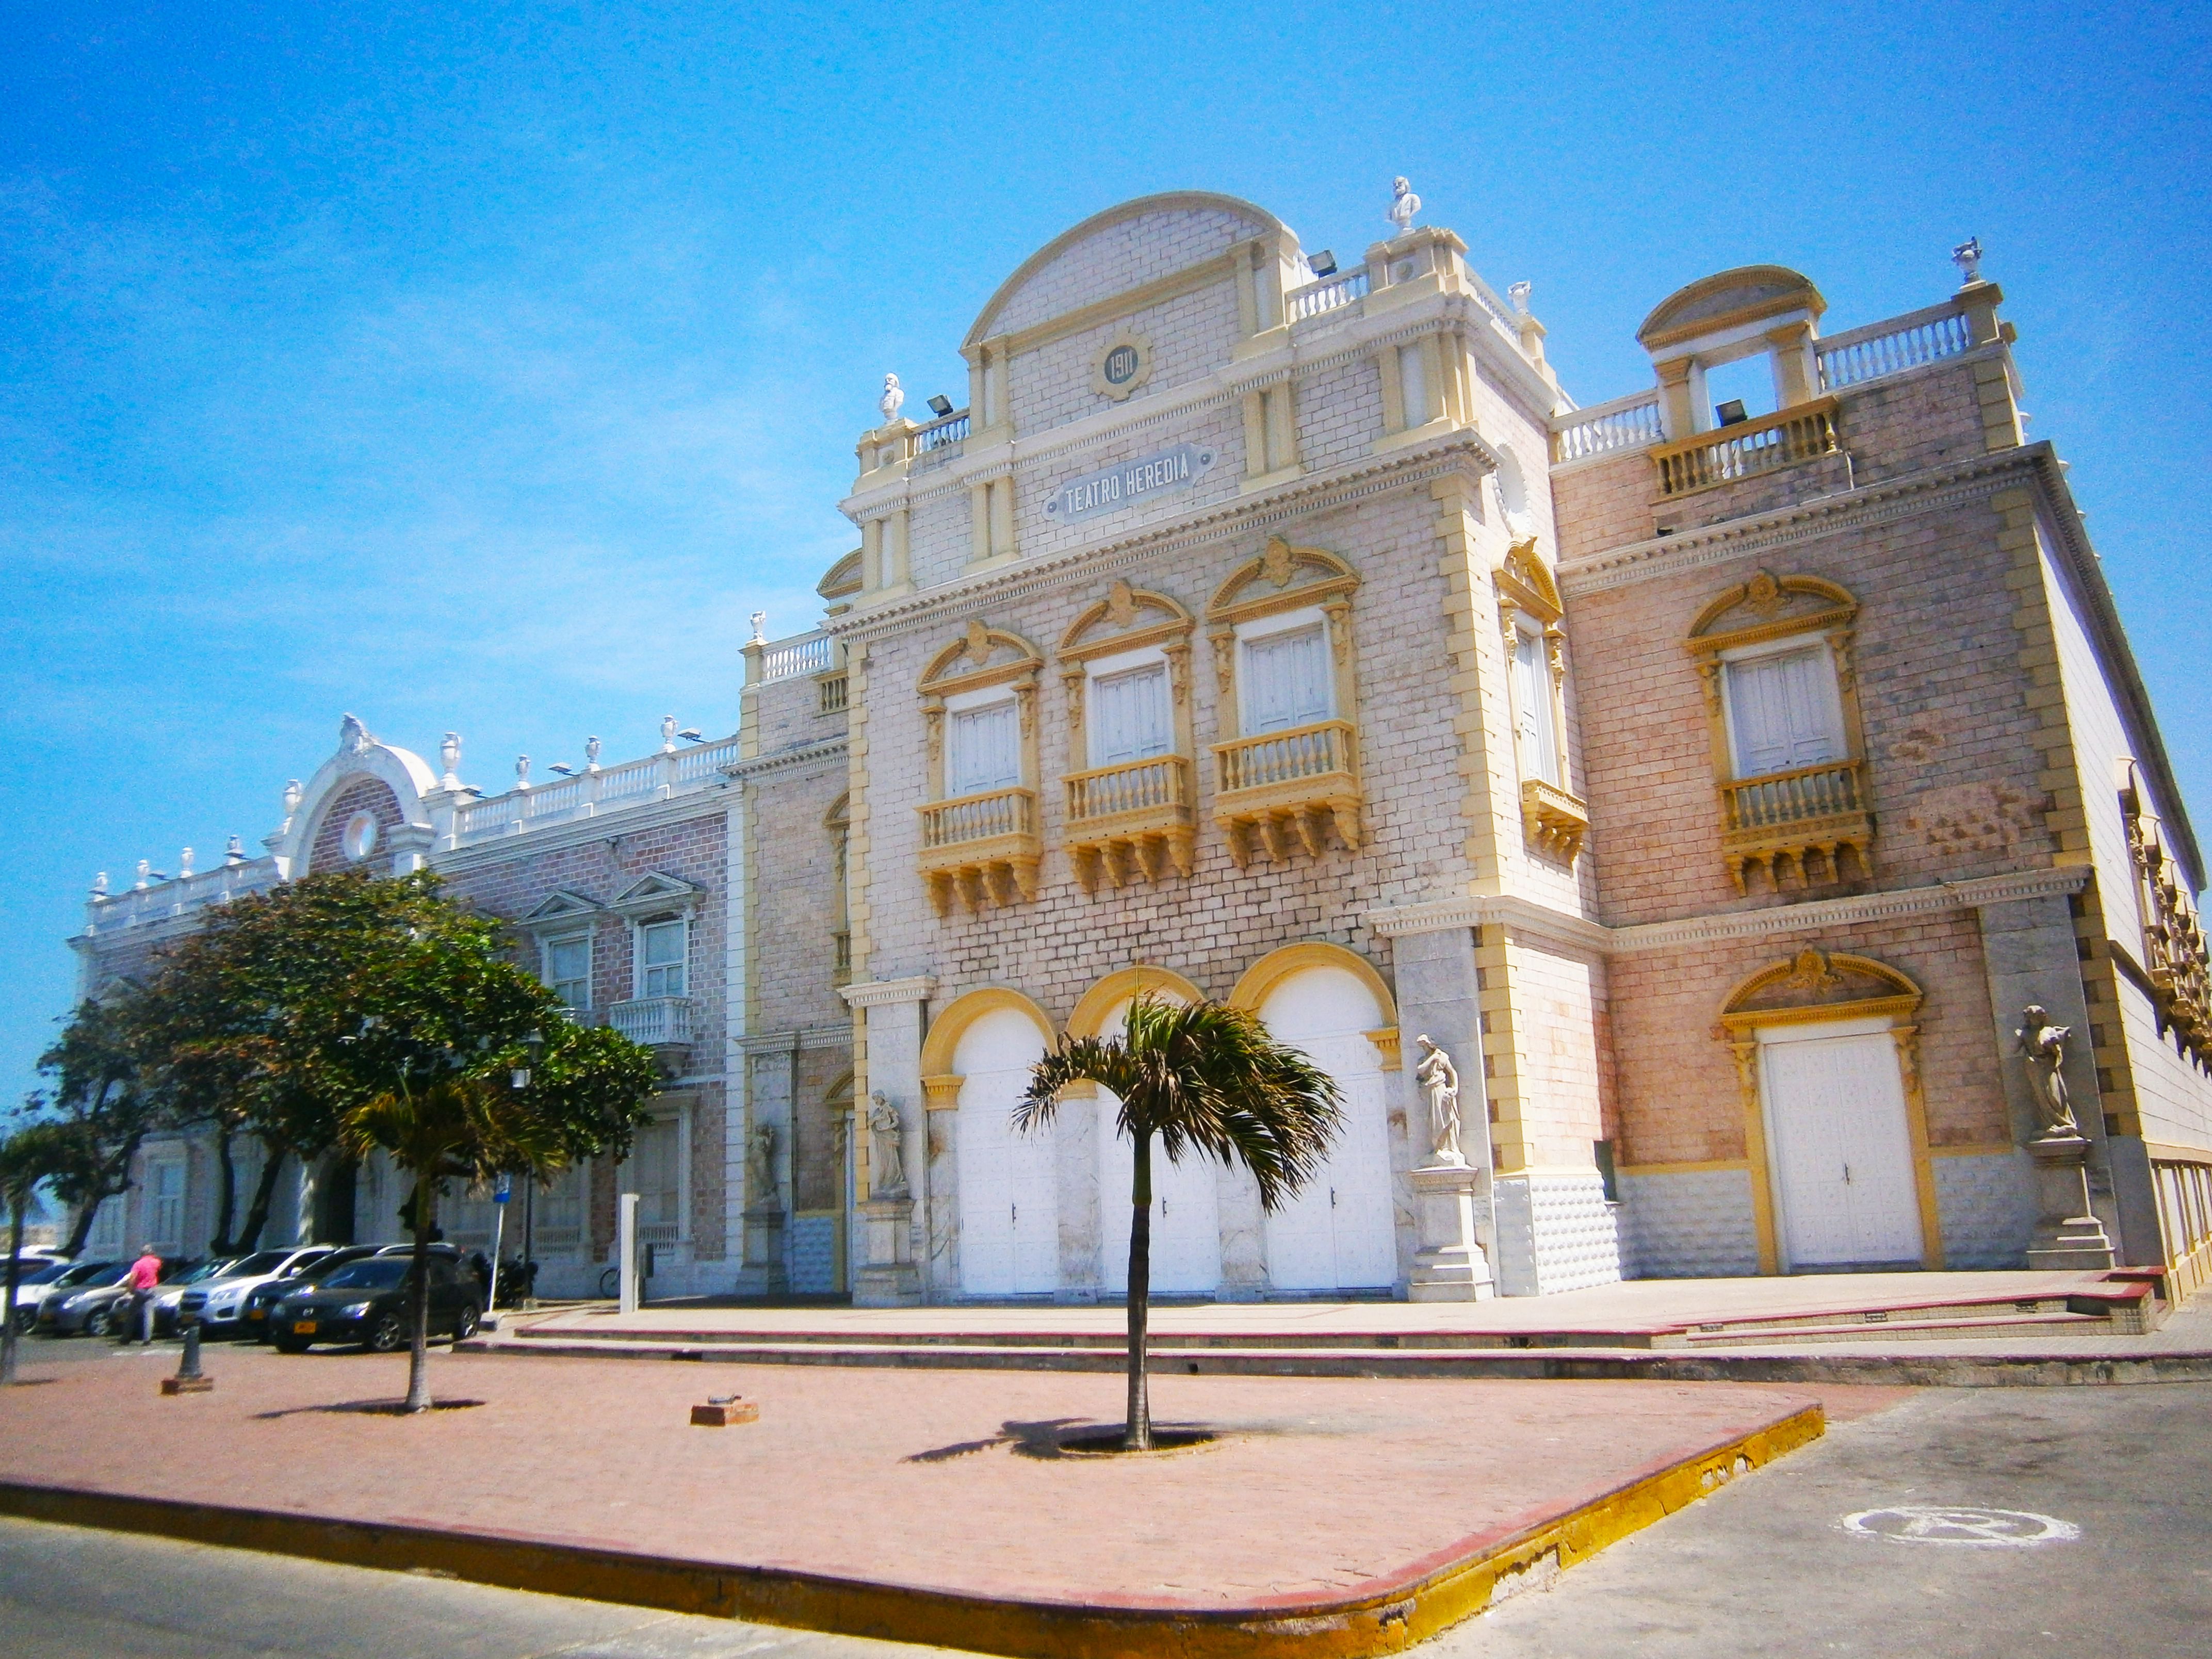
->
6, 1260, 116, 1332
178, 1247, 334, 1336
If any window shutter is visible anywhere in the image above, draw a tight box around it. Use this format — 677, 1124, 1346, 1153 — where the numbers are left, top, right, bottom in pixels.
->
1513, 631, 1562, 786
1242, 625, 1333, 734
1726, 647, 1844, 777
1089, 663, 1172, 766
948, 701, 1022, 795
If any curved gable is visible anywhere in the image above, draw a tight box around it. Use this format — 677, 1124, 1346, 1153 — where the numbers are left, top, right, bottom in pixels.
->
965, 192, 1286, 348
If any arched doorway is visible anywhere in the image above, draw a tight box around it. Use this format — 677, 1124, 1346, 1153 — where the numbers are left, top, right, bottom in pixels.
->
942, 1000, 1058, 1296
1069, 968, 1222, 1297
1234, 946, 1399, 1292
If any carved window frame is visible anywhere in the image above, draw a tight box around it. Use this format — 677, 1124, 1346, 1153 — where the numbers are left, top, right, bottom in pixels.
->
1059, 579, 1196, 771
1205, 536, 1361, 744
1495, 538, 1571, 790
919, 620, 1045, 807
1686, 571, 1864, 785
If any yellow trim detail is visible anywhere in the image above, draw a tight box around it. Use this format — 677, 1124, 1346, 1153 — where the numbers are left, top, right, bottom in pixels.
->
918, 987, 1056, 1081
1065, 966, 1206, 1038
1228, 941, 1397, 1028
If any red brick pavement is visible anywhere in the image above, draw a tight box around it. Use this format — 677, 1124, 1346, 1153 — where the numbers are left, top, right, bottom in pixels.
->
0, 1345, 1901, 1612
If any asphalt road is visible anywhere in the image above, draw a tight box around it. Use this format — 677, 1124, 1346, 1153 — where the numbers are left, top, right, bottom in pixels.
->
0, 1379, 2205, 1657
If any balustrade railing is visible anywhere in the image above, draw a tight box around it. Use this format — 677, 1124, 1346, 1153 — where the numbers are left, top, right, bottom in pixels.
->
607, 995, 698, 1048
1286, 268, 1370, 322
87, 858, 282, 933
1215, 720, 1357, 793
1551, 394, 1665, 463
1652, 398, 1840, 496
760, 632, 833, 682
914, 408, 970, 450
636, 1221, 682, 1247
818, 674, 849, 715
449, 735, 741, 845
1065, 754, 1189, 822
1817, 304, 1973, 391
920, 787, 1035, 849
1720, 759, 1865, 833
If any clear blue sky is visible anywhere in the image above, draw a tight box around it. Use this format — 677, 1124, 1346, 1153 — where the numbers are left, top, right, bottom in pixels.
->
4, 1, 2207, 1109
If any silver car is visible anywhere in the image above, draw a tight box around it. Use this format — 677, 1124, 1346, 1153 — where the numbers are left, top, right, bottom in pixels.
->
178, 1247, 333, 1337
7, 1261, 115, 1333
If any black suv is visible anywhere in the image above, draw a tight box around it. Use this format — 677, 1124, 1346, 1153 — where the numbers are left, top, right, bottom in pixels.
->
268, 1254, 482, 1352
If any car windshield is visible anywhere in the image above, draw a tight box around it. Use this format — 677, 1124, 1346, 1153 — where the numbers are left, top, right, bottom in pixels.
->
77, 1264, 132, 1288
223, 1251, 290, 1277
316, 1259, 410, 1291
55, 1262, 116, 1287
175, 1259, 234, 1284
14, 1262, 70, 1286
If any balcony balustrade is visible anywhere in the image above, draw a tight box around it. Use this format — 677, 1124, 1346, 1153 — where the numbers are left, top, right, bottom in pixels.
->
917, 787, 1040, 913
1063, 754, 1195, 891
1212, 720, 1363, 866
606, 995, 700, 1053
1520, 777, 1590, 865
1718, 758, 1874, 891
1651, 397, 1841, 498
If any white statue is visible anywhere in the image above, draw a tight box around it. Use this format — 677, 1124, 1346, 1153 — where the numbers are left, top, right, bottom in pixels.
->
747, 1123, 777, 1208
660, 714, 677, 752
224, 835, 245, 863
514, 754, 530, 791
1952, 237, 1983, 284
1388, 176, 1421, 238
879, 372, 904, 425
2015, 1005, 2080, 1138
179, 848, 194, 879
91, 871, 108, 898
282, 779, 303, 821
440, 731, 462, 785
339, 712, 372, 753
135, 859, 150, 889
1414, 1035, 1465, 1165
584, 736, 601, 772
867, 1090, 908, 1197
749, 611, 767, 645
1508, 280, 1533, 316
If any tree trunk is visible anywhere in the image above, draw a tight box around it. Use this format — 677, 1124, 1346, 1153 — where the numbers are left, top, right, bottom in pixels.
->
234, 1143, 288, 1252
210, 1121, 238, 1254
1124, 1128, 1152, 1452
1, 1200, 23, 1386
404, 1177, 434, 1413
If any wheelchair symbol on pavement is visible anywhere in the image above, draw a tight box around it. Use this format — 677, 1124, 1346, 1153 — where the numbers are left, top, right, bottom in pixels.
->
1842, 1506, 2080, 1547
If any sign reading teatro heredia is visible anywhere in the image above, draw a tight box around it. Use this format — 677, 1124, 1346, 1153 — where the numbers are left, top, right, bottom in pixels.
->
1043, 442, 1218, 525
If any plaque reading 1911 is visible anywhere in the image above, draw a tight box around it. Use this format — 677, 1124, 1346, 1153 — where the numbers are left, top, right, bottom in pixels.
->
1043, 442, 1218, 525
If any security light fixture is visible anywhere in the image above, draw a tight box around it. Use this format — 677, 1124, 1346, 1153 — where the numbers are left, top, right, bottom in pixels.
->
677, 728, 705, 743
548, 763, 575, 776
1308, 250, 1338, 278
926, 394, 954, 418
1715, 400, 1749, 427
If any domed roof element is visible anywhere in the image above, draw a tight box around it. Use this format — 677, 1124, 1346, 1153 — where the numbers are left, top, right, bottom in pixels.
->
1636, 265, 1826, 352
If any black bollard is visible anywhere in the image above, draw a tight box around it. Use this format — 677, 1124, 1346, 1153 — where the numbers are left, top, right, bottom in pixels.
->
162, 1318, 213, 1395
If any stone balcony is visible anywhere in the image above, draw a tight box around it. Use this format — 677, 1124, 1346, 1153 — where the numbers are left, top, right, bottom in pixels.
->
918, 787, 1040, 913
1650, 396, 1841, 498
605, 995, 701, 1056
1063, 754, 1195, 891
1718, 759, 1874, 891
1212, 720, 1363, 866
1520, 777, 1590, 866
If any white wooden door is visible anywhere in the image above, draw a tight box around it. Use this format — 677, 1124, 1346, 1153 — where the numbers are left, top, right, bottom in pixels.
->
1099, 1089, 1223, 1295
1259, 968, 1397, 1292
956, 1009, 1058, 1296
1761, 1029, 1923, 1269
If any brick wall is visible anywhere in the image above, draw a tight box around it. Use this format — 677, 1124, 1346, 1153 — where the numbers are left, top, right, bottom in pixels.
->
304, 774, 405, 874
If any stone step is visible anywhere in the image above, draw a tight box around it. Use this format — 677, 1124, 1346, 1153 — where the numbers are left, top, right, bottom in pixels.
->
1673, 1311, 2109, 1347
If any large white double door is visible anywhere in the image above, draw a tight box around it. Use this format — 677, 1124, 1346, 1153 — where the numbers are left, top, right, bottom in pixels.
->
1760, 1023, 1924, 1271
1258, 968, 1397, 1292
955, 1009, 1060, 1296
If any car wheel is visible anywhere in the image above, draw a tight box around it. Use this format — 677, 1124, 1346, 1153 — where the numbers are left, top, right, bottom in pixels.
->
272, 1337, 311, 1354
11, 1309, 34, 1335
85, 1308, 112, 1338
452, 1304, 480, 1341
367, 1312, 408, 1353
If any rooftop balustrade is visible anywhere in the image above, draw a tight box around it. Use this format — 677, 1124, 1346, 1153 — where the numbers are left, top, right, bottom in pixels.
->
1650, 397, 1842, 497
449, 731, 743, 848
83, 858, 282, 936
1284, 267, 1370, 323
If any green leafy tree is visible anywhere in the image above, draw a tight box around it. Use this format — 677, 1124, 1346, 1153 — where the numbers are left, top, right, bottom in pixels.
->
38, 996, 171, 1256
2, 1116, 76, 1385
1018, 995, 1342, 1450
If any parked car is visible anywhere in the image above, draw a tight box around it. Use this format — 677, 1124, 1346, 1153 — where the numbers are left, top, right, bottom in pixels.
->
269, 1255, 482, 1353
239, 1245, 384, 1340
9, 1261, 116, 1332
178, 1246, 334, 1337
150, 1257, 239, 1337
37, 1262, 148, 1336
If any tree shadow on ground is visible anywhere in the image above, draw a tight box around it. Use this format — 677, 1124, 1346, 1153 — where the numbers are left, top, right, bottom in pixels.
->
903, 1418, 1218, 1461
252, 1398, 485, 1419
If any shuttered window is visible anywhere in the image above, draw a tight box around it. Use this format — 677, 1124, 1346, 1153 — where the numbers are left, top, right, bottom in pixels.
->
1512, 629, 1563, 786
1089, 662, 1172, 766
947, 698, 1022, 796
622, 1119, 682, 1240
1241, 623, 1333, 735
1725, 646, 1845, 777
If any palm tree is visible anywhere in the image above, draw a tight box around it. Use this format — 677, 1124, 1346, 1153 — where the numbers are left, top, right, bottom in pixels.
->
1017, 994, 1342, 1450
340, 1077, 566, 1412
1, 1120, 75, 1386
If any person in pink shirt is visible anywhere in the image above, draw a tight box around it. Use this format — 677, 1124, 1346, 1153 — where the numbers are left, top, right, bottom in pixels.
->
122, 1245, 161, 1343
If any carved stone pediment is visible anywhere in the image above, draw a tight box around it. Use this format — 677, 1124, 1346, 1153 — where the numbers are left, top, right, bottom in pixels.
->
1720, 948, 1921, 1027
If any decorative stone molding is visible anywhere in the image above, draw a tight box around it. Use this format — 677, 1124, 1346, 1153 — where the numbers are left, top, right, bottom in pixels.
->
1059, 581, 1198, 892
1089, 330, 1154, 402
605, 871, 705, 921
1227, 941, 1397, 1032
2121, 761, 2212, 1066
838, 975, 938, 1010
917, 621, 1045, 915
1206, 538, 1364, 866
1685, 570, 1873, 893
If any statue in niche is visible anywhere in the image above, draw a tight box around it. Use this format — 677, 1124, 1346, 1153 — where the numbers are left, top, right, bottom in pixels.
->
1414, 1035, 1465, 1166
747, 1122, 778, 1209
2014, 1005, 2081, 1139
867, 1091, 909, 1198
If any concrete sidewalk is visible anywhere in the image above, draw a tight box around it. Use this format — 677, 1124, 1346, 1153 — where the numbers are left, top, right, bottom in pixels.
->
0, 1344, 1880, 1656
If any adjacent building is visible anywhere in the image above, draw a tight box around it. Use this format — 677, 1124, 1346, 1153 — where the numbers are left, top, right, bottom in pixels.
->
66, 189, 2212, 1305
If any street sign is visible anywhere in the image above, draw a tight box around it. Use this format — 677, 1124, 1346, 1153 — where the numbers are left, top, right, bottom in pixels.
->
494, 1174, 512, 1203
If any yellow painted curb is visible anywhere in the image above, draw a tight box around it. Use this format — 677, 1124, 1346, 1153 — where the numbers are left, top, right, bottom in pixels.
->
0, 1403, 1822, 1657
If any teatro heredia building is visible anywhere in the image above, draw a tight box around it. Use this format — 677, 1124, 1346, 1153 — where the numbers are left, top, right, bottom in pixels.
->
68, 187, 2212, 1307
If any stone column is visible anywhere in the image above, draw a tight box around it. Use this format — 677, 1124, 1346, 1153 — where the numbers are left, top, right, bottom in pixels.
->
1391, 926, 1498, 1300
839, 977, 935, 1307
736, 1036, 794, 1296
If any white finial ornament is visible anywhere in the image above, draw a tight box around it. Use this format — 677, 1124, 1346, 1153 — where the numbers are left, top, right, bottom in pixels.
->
180, 848, 194, 879
135, 859, 151, 889
1951, 237, 1983, 285
661, 714, 677, 753
1388, 176, 1421, 238
1508, 281, 1532, 315
879, 372, 904, 425
440, 731, 462, 786
515, 754, 531, 791
225, 835, 245, 863
585, 736, 601, 772
282, 779, 303, 820
749, 611, 766, 645
339, 712, 372, 753
91, 871, 109, 899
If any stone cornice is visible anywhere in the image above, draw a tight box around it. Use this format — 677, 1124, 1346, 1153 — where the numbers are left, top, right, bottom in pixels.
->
829, 431, 1498, 648
429, 788, 736, 877
1365, 866, 2092, 955
1557, 447, 2039, 598
722, 737, 848, 783
839, 974, 938, 1009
